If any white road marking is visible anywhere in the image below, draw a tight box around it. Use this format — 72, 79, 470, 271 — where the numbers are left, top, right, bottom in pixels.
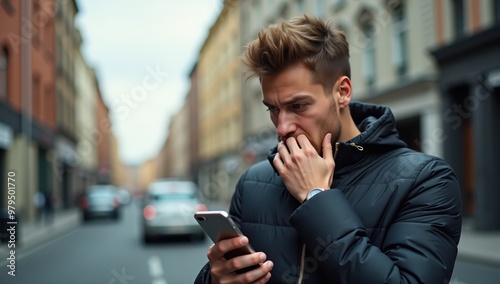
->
148, 255, 168, 284
148, 255, 164, 277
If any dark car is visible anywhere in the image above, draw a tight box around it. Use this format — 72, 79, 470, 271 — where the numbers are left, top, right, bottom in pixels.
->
79, 185, 121, 222
141, 179, 207, 243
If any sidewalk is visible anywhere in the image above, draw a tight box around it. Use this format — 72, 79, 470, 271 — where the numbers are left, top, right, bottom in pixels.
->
0, 208, 80, 263
1, 203, 499, 268
457, 223, 500, 266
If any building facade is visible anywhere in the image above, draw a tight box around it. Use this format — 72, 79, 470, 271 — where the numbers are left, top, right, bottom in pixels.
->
0, 0, 58, 219
54, 0, 79, 208
156, 99, 191, 180
109, 132, 126, 189
1, 0, 121, 216
431, 0, 500, 230
95, 89, 113, 184
187, 63, 201, 186
168, 98, 191, 179
74, 33, 98, 195
197, 0, 243, 202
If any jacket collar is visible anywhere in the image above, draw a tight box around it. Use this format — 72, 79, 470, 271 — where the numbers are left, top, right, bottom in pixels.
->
267, 101, 407, 175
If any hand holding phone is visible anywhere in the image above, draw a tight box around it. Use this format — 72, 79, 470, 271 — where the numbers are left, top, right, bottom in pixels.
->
194, 211, 261, 274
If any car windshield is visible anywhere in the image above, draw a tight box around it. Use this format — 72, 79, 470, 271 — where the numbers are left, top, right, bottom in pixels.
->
149, 193, 195, 201
146, 181, 198, 202
89, 192, 115, 199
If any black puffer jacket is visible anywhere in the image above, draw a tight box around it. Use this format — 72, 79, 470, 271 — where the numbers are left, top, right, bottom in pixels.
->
195, 102, 462, 283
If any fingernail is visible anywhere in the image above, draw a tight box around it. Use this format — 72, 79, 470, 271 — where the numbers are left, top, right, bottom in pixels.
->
239, 237, 247, 245
260, 253, 266, 263
327, 133, 332, 141
266, 273, 272, 281
267, 261, 274, 269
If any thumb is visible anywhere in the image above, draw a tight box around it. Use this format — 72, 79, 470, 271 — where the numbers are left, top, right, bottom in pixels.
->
322, 133, 334, 162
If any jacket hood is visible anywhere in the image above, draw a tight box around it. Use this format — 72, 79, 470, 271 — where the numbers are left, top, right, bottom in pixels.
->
349, 101, 407, 148
267, 101, 408, 174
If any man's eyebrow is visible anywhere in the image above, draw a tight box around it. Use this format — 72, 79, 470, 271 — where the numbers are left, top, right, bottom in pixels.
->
262, 100, 273, 107
262, 94, 312, 107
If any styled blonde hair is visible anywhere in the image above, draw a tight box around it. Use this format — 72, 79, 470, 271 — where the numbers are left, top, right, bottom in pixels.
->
241, 14, 350, 95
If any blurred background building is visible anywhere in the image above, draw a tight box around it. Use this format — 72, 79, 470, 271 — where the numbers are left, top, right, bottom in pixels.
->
1, 0, 499, 231
0, 0, 125, 221
197, 0, 244, 203
54, 0, 79, 209
430, 0, 500, 230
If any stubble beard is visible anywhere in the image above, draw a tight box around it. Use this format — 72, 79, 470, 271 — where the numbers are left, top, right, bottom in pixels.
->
318, 122, 341, 157
319, 99, 342, 156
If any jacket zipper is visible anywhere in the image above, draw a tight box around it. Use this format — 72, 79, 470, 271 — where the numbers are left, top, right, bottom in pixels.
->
297, 142, 363, 283
349, 142, 364, 151
333, 142, 340, 160
297, 243, 306, 284
334, 142, 363, 161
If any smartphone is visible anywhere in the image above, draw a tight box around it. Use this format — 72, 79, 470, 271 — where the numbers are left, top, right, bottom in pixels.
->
194, 210, 260, 274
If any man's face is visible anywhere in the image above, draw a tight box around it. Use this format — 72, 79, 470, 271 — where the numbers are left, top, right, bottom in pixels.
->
261, 62, 341, 155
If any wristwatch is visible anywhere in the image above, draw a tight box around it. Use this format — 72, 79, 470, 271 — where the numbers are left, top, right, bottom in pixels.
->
303, 188, 325, 203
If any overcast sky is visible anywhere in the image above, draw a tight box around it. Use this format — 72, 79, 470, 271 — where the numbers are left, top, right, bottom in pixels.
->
76, 0, 222, 166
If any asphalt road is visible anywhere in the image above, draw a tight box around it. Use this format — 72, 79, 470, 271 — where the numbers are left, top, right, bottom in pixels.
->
0, 203, 212, 284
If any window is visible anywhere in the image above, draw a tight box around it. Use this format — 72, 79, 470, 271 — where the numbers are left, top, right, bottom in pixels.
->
451, 0, 466, 38
43, 86, 51, 123
56, 39, 63, 73
32, 0, 40, 46
1, 0, 14, 14
0, 48, 7, 100
32, 75, 40, 117
57, 90, 63, 127
391, 1, 407, 76
362, 21, 376, 87
45, 16, 52, 47
494, 0, 500, 24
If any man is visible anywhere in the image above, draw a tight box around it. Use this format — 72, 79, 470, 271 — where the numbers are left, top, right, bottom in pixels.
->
195, 15, 462, 284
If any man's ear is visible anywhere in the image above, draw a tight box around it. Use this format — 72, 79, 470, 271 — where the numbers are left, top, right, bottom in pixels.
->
336, 76, 352, 109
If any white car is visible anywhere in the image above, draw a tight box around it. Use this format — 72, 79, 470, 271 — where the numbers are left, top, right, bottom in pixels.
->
141, 179, 207, 243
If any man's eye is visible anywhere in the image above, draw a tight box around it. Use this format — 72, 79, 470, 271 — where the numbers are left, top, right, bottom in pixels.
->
266, 107, 279, 114
291, 104, 306, 110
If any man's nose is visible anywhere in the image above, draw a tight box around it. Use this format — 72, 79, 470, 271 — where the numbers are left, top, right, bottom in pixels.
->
276, 112, 296, 139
